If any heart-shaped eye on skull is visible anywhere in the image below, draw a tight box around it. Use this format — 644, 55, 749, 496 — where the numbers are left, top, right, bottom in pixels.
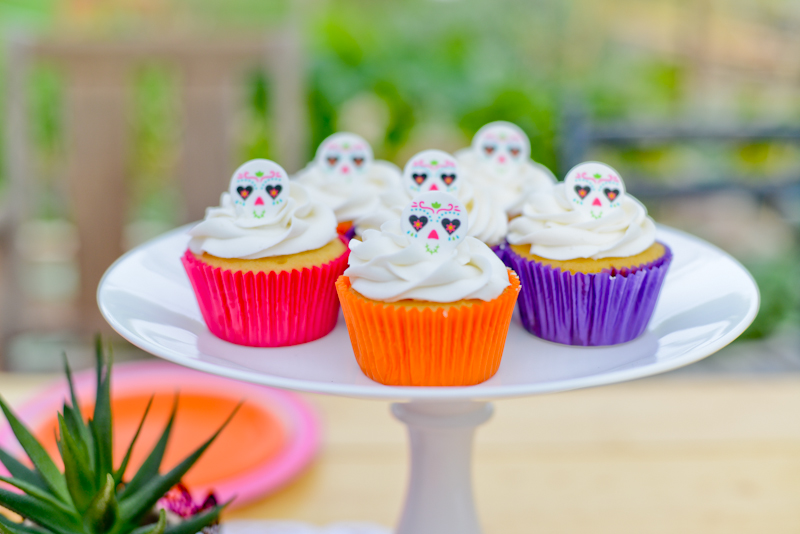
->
403, 149, 460, 196
471, 121, 531, 175
229, 159, 290, 220
314, 132, 374, 181
401, 191, 468, 256
237, 186, 253, 199
564, 161, 626, 220
408, 215, 428, 232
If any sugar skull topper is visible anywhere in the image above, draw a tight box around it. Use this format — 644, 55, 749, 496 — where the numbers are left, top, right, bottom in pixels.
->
564, 161, 626, 220
471, 121, 531, 176
401, 192, 468, 256
403, 149, 460, 196
314, 132, 374, 182
229, 159, 290, 220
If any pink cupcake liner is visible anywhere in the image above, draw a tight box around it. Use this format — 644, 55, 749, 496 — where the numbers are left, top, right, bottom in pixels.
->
504, 244, 672, 346
181, 244, 349, 347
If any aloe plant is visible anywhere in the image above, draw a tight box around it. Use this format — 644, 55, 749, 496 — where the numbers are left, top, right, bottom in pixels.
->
0, 338, 237, 534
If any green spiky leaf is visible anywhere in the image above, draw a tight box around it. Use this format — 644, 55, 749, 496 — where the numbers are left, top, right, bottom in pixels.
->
0, 474, 74, 516
113, 396, 153, 487
0, 446, 48, 493
83, 474, 118, 534
162, 501, 228, 534
63, 354, 94, 467
129, 509, 166, 534
91, 347, 113, 486
0, 514, 50, 534
118, 404, 241, 524
0, 487, 82, 534
0, 396, 70, 503
59, 415, 96, 513
118, 397, 178, 501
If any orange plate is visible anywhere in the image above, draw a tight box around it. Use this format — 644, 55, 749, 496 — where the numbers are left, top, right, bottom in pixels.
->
0, 361, 320, 508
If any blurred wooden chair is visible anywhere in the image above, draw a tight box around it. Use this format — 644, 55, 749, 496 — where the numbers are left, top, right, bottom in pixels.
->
1, 33, 308, 363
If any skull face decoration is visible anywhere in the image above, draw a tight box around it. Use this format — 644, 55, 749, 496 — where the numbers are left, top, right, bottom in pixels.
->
314, 132, 374, 182
564, 161, 626, 220
229, 159, 290, 220
471, 121, 531, 176
401, 192, 468, 256
403, 150, 460, 196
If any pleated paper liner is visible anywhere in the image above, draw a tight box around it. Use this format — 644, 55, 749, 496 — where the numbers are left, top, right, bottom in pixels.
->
504, 243, 673, 346
182, 246, 349, 347
336, 270, 521, 387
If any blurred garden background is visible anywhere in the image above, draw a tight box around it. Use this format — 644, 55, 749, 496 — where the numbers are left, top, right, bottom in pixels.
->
0, 0, 798, 369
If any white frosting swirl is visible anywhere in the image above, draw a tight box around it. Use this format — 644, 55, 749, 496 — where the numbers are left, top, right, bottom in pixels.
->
353, 181, 508, 246
188, 182, 338, 259
294, 160, 401, 223
507, 183, 657, 260
455, 149, 556, 216
345, 220, 510, 303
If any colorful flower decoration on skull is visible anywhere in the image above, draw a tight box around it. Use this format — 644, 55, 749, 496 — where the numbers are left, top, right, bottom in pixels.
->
229, 159, 290, 219
471, 121, 531, 176
314, 132, 374, 182
403, 149, 460, 196
564, 161, 626, 220
401, 191, 468, 256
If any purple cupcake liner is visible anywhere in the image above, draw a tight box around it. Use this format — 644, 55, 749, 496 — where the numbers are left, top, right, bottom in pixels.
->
504, 244, 673, 346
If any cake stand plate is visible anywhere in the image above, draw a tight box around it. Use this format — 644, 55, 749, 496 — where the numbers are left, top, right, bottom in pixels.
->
98, 224, 758, 534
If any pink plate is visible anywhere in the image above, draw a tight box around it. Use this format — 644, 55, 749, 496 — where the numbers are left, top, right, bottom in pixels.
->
0, 360, 320, 509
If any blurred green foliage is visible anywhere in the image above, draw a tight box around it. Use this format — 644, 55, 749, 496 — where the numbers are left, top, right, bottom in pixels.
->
0, 0, 798, 341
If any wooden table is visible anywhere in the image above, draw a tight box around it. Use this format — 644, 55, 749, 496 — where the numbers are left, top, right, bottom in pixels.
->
3, 373, 800, 534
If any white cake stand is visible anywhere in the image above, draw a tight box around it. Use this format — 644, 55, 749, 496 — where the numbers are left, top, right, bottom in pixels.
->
98, 225, 759, 534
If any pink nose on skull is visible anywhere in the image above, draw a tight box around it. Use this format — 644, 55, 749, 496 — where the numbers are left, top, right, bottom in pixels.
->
255, 197, 265, 206
429, 184, 439, 191
428, 229, 439, 240
498, 155, 507, 163
592, 197, 602, 207
341, 166, 350, 174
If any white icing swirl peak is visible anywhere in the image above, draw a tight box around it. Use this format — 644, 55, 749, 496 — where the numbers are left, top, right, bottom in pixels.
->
346, 192, 510, 303
294, 132, 401, 222
188, 159, 337, 260
507, 163, 656, 261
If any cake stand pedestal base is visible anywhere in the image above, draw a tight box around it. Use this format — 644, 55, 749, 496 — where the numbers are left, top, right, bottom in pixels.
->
392, 401, 493, 534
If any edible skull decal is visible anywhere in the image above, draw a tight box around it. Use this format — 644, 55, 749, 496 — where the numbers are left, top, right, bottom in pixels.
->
229, 159, 290, 220
401, 191, 467, 256
471, 121, 531, 176
403, 149, 460, 196
314, 132, 374, 182
564, 161, 626, 220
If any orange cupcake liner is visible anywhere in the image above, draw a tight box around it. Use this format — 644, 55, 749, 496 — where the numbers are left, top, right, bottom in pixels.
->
335, 270, 521, 387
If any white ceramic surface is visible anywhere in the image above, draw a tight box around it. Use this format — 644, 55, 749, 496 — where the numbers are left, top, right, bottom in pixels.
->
98, 224, 759, 401
222, 521, 391, 534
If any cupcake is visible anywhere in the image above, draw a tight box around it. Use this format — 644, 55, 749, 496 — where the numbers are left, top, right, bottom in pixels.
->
293, 132, 401, 238
455, 121, 555, 217
504, 161, 672, 346
182, 159, 349, 347
354, 149, 509, 249
337, 191, 520, 387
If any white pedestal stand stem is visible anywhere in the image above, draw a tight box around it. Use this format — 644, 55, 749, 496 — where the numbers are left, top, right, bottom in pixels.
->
391, 401, 494, 534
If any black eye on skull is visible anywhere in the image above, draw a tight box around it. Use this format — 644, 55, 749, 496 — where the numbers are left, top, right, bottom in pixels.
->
574, 185, 592, 200
483, 144, 496, 155
326, 154, 339, 167
412, 173, 428, 185
265, 184, 282, 199
440, 173, 457, 186
237, 185, 253, 199
509, 146, 521, 157
352, 155, 365, 167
